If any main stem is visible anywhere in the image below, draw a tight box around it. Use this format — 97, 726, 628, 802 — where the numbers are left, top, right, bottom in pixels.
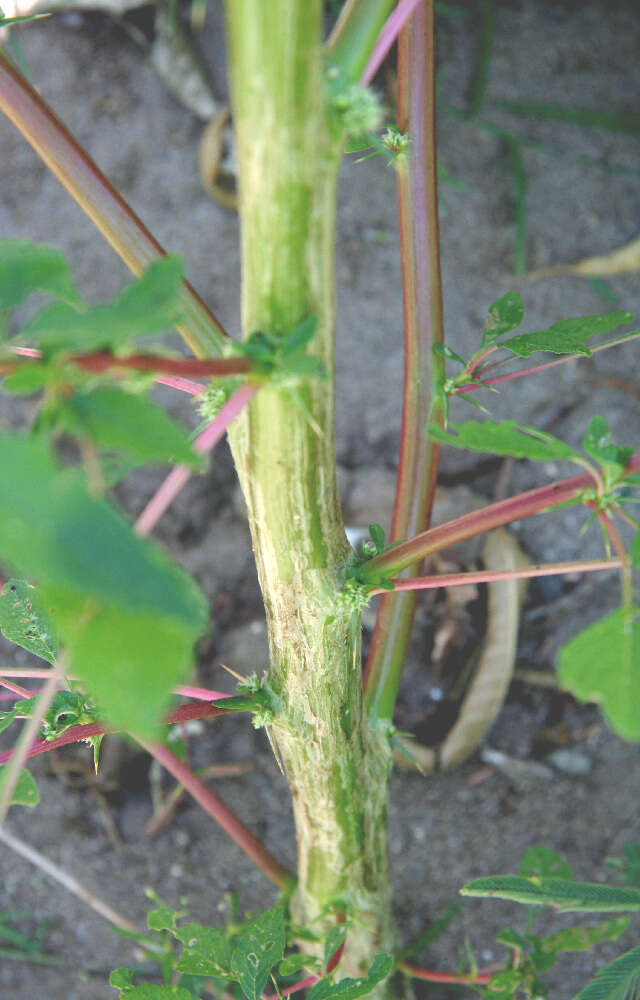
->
224, 0, 395, 976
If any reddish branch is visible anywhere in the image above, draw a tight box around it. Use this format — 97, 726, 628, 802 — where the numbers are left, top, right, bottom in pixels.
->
0, 350, 251, 379
0, 49, 227, 357
398, 960, 493, 985
0, 699, 228, 766
139, 739, 294, 889
370, 556, 622, 596
365, 454, 640, 580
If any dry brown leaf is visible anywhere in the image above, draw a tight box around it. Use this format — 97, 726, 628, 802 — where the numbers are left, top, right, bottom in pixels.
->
526, 233, 640, 280
394, 527, 529, 774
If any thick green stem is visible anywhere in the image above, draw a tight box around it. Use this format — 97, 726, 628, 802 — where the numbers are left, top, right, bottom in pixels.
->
224, 0, 395, 977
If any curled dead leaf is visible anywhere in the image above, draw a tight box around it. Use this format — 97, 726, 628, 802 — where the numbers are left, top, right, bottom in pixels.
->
394, 527, 529, 774
199, 107, 238, 210
526, 233, 640, 280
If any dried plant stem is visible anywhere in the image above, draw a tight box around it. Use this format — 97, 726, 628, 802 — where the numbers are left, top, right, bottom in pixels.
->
0, 825, 142, 936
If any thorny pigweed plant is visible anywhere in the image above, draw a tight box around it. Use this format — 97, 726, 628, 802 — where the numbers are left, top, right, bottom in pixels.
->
0, 2, 639, 998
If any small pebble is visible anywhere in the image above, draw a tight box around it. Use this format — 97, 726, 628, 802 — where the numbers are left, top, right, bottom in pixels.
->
547, 748, 593, 777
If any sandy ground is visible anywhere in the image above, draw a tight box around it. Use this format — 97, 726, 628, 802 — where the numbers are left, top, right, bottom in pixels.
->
1, 1, 640, 997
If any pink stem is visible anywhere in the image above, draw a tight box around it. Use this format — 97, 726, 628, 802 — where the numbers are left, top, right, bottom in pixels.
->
0, 668, 52, 677
173, 685, 232, 702
153, 375, 206, 395
465, 344, 497, 379
364, 454, 640, 579
9, 346, 40, 357
595, 508, 633, 608
398, 961, 493, 985
363, 0, 444, 721
264, 974, 319, 999
457, 330, 640, 393
361, 0, 425, 85
138, 740, 294, 890
370, 557, 622, 596
135, 382, 258, 535
0, 669, 232, 705
0, 678, 32, 698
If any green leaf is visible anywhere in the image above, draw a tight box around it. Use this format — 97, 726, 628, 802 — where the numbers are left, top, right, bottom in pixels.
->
278, 953, 320, 977
520, 845, 573, 879
427, 419, 581, 463
582, 417, 633, 470
306, 953, 393, 1000
608, 844, 640, 887
230, 906, 285, 1000
368, 524, 386, 551
324, 923, 349, 970
0, 240, 82, 308
572, 945, 640, 1000
110, 969, 135, 989
2, 362, 52, 395
18, 257, 184, 355
0, 705, 20, 735
461, 876, 640, 912
434, 343, 466, 366
39, 690, 99, 739
176, 923, 232, 978
283, 316, 317, 354
0, 435, 208, 738
557, 607, 640, 741
146, 893, 185, 933
497, 926, 527, 951
57, 388, 203, 468
0, 766, 39, 807
499, 312, 633, 359
531, 917, 630, 959
486, 968, 526, 996
210, 695, 263, 713
631, 531, 640, 571
456, 389, 492, 414
0, 579, 58, 663
112, 986, 194, 999
482, 292, 524, 345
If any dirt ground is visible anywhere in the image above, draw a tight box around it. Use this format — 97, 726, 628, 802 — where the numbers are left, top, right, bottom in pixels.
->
1, 1, 640, 997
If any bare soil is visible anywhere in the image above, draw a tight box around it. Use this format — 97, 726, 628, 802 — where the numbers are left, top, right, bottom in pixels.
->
1, 2, 640, 997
